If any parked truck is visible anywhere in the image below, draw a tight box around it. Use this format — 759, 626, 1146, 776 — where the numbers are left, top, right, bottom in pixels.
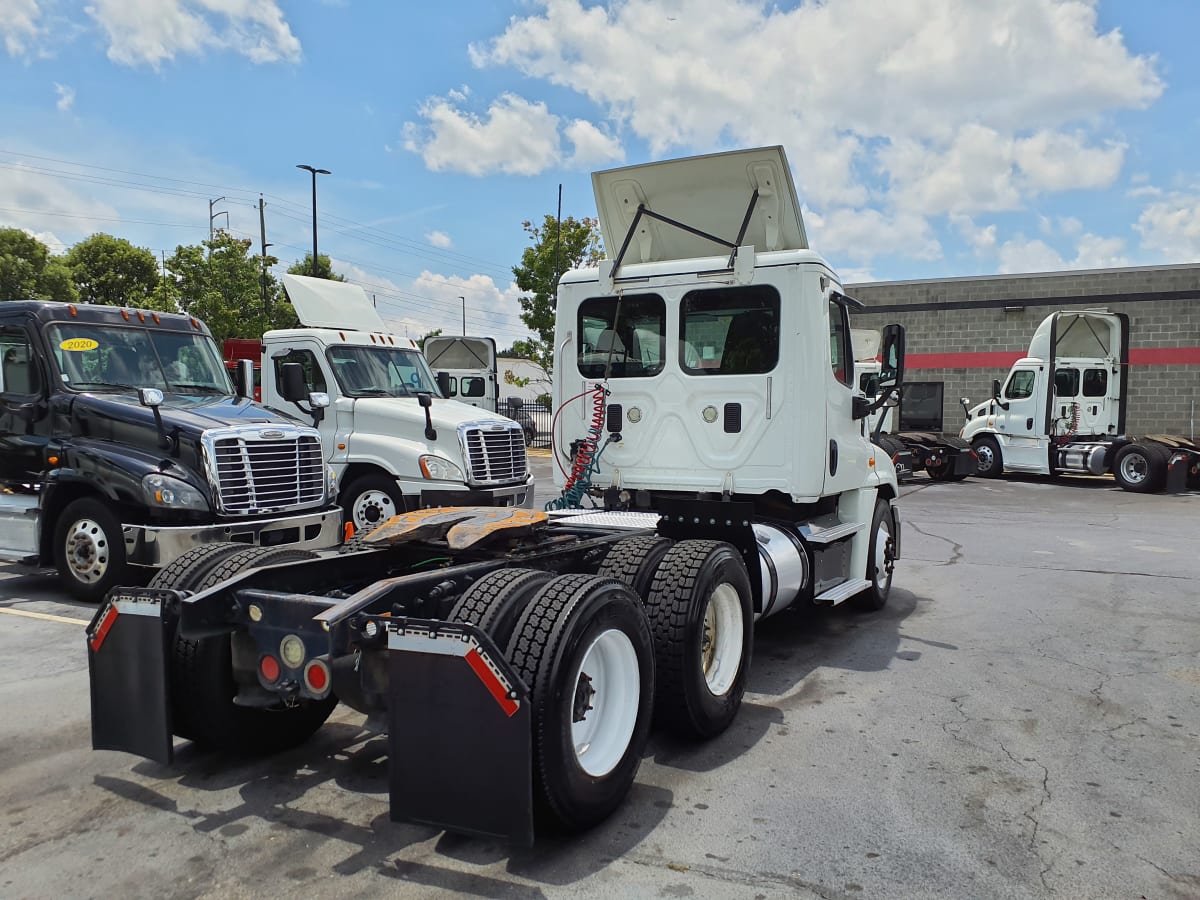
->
853, 329, 975, 482
0, 301, 342, 601
960, 309, 1200, 492
87, 146, 907, 844
228, 275, 534, 532
423, 335, 498, 412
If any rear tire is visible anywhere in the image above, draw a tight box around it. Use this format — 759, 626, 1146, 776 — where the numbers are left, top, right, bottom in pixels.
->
644, 540, 753, 739
972, 435, 1003, 478
170, 546, 337, 754
448, 568, 554, 648
505, 574, 654, 833
597, 535, 674, 602
1113, 442, 1169, 493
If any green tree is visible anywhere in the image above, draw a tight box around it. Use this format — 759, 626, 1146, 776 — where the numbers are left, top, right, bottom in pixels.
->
164, 232, 296, 343
0, 228, 79, 303
511, 215, 603, 375
66, 233, 166, 310
287, 254, 345, 281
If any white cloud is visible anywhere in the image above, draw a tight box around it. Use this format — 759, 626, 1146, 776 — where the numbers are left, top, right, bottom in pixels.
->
950, 215, 997, 255
403, 93, 561, 176
564, 119, 624, 168
1, 0, 41, 56
1135, 192, 1200, 260
0, 160, 121, 240
997, 231, 1128, 273
806, 206, 941, 265
85, 0, 301, 68
426, 230, 452, 249
54, 82, 75, 112
471, 0, 1160, 216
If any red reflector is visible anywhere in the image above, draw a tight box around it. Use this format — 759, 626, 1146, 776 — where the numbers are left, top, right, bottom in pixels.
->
304, 660, 329, 693
260, 655, 281, 683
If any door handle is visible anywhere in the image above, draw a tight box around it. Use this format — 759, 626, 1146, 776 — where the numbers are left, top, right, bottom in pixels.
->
829, 439, 839, 476
1025, 417, 1033, 429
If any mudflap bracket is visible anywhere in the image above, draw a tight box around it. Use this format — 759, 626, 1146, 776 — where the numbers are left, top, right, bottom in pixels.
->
385, 617, 533, 846
87, 588, 178, 765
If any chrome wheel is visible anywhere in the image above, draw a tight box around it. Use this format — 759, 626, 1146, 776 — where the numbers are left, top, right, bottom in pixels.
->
974, 443, 995, 472
351, 489, 396, 531
1118, 450, 1149, 485
65, 518, 110, 585
701, 582, 744, 697
571, 627, 640, 777
873, 513, 894, 592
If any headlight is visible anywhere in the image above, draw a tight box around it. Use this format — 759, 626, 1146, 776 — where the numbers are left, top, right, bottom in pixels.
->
419, 454, 464, 482
142, 473, 209, 511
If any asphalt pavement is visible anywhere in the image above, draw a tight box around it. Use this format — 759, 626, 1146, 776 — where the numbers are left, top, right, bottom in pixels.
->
1, 468, 1197, 899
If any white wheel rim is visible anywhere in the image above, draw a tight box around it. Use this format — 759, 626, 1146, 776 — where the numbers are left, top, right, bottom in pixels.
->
1119, 452, 1148, 484
66, 518, 109, 584
352, 489, 396, 531
975, 444, 994, 471
570, 627, 640, 777
701, 583, 744, 697
874, 517, 893, 588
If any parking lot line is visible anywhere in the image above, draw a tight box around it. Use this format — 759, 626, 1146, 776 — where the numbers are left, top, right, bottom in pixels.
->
0, 606, 91, 627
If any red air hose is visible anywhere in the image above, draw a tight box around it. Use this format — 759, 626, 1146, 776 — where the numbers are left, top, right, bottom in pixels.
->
561, 383, 607, 494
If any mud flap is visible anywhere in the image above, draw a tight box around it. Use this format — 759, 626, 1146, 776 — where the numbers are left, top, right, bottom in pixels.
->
87, 590, 175, 765
386, 619, 533, 845
1164, 451, 1190, 494
950, 448, 976, 476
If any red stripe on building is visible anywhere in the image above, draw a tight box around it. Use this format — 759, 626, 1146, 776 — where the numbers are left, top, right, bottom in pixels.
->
465, 646, 519, 717
905, 348, 1200, 370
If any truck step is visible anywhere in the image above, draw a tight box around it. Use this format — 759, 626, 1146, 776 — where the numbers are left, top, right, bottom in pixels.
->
815, 578, 871, 606
0, 492, 40, 558
799, 517, 862, 544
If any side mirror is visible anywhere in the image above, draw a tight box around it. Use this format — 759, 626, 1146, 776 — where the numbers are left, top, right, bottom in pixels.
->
878, 323, 905, 389
138, 387, 164, 408
435, 371, 452, 397
416, 391, 436, 441
992, 379, 1002, 401
234, 358, 254, 400
960, 397, 973, 421
280, 362, 309, 403
859, 373, 880, 398
852, 394, 873, 420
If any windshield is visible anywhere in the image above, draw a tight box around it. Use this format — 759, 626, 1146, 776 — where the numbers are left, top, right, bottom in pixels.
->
327, 345, 439, 397
48, 323, 233, 397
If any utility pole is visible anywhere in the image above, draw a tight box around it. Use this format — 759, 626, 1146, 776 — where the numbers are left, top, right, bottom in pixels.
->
459, 296, 466, 334
208, 197, 228, 242
259, 196, 273, 333
296, 165, 331, 276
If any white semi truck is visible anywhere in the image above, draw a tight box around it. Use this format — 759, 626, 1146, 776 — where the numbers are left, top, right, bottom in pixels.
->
960, 309, 1200, 492
87, 146, 908, 844
257, 276, 534, 531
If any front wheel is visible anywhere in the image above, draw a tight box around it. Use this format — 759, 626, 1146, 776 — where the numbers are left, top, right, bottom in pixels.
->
340, 473, 406, 535
972, 435, 1003, 478
54, 497, 133, 603
855, 499, 896, 612
506, 574, 654, 833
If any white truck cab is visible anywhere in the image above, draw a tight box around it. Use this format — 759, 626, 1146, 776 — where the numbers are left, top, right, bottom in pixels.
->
961, 309, 1199, 492
262, 276, 534, 532
424, 336, 498, 412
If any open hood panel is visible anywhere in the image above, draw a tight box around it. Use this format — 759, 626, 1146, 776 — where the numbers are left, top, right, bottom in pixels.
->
424, 336, 496, 371
591, 146, 807, 266
282, 274, 389, 333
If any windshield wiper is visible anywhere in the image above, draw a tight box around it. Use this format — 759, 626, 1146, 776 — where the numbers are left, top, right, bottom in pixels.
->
170, 383, 228, 395
352, 387, 395, 396
71, 381, 140, 391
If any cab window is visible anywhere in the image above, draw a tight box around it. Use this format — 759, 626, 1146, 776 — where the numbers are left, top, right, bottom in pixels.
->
577, 293, 665, 378
1005, 370, 1036, 400
272, 349, 327, 393
1082, 368, 1108, 397
1054, 368, 1079, 397
828, 299, 851, 386
681, 285, 780, 375
0, 327, 42, 396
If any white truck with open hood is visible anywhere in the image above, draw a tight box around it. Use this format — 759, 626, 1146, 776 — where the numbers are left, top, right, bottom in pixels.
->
257, 275, 533, 531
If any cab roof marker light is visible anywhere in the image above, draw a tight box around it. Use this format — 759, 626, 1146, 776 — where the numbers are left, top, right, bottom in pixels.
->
152, 312, 161, 324
136, 310, 145, 322
67, 304, 78, 317
120, 308, 130, 320
190, 317, 200, 329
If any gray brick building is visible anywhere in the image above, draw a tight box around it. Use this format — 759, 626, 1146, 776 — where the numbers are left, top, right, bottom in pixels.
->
846, 264, 1200, 439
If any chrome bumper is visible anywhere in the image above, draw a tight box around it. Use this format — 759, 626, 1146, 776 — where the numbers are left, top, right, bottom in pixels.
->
123, 507, 343, 569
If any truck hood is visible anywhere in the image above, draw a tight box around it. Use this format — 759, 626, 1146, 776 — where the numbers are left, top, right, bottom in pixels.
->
349, 397, 520, 438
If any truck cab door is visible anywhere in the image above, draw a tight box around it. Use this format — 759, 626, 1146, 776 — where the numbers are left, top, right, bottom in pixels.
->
995, 366, 1047, 471
0, 322, 51, 484
266, 344, 338, 456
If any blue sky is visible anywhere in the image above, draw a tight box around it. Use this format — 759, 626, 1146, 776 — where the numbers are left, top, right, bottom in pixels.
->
2, 1, 1197, 347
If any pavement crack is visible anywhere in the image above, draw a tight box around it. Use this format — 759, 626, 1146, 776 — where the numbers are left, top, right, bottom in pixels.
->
907, 523, 964, 567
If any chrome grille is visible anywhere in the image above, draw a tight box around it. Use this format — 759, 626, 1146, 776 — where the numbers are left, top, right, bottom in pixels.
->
461, 423, 528, 485
206, 430, 325, 514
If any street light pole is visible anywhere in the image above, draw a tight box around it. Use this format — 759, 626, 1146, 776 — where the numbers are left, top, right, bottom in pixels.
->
296, 164, 331, 277
459, 296, 465, 334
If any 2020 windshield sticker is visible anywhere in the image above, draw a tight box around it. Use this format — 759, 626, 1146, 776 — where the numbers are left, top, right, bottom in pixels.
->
60, 338, 99, 352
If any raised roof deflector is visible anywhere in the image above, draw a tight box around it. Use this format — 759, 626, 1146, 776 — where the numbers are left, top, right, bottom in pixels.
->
591, 146, 807, 268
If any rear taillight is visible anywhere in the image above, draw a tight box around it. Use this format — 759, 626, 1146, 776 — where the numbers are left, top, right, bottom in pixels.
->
304, 659, 330, 695
260, 654, 281, 684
